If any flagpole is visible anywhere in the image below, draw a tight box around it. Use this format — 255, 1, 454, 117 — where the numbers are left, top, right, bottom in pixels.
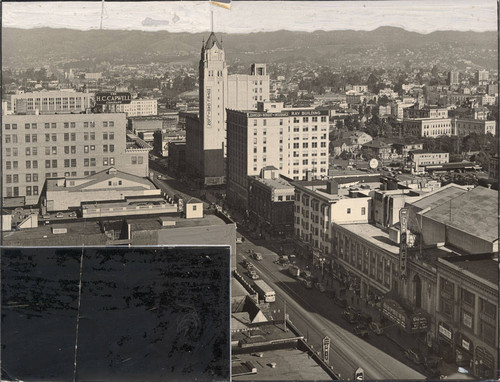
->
100, 0, 105, 30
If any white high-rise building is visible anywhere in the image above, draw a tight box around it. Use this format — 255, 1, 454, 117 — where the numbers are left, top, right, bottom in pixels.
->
116, 99, 157, 117
227, 102, 330, 207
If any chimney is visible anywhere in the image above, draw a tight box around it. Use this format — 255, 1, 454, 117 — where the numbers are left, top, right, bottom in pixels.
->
326, 180, 339, 195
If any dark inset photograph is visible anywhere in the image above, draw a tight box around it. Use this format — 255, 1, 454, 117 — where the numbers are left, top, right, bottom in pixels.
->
1, 246, 230, 381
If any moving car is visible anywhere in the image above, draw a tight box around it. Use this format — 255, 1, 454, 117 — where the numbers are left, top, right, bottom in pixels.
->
253, 252, 263, 261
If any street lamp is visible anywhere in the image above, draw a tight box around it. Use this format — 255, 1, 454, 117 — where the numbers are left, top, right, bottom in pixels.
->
319, 257, 325, 276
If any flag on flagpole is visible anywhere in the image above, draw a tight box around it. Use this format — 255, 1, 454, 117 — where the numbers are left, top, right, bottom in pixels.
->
210, 0, 231, 9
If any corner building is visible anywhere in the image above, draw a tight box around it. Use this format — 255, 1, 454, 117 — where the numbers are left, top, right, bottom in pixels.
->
226, 102, 329, 208
2, 113, 149, 206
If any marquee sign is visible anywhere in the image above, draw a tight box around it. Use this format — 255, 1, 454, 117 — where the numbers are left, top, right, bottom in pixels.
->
399, 208, 408, 280
95, 92, 131, 105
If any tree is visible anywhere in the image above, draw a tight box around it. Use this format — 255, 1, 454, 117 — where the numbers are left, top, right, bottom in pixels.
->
366, 73, 379, 93
431, 65, 439, 78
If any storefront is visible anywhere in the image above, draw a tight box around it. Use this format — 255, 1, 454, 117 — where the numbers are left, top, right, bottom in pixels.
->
381, 296, 429, 350
437, 321, 454, 363
455, 332, 473, 369
474, 346, 495, 379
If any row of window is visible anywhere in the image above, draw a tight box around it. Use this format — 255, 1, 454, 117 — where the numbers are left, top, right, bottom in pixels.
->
5, 173, 40, 183
252, 116, 327, 126
5, 186, 39, 197
3, 120, 115, 131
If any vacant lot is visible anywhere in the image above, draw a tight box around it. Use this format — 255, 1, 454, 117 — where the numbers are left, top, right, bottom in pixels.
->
2, 246, 230, 381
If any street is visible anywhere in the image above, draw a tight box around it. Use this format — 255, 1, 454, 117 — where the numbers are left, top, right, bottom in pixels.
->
235, 239, 426, 380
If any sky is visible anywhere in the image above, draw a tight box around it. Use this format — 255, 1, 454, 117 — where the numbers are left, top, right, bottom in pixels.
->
2, 1, 498, 34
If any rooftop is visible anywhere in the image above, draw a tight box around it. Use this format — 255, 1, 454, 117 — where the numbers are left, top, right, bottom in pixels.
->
407, 184, 468, 211
232, 348, 331, 381
440, 255, 499, 286
423, 186, 498, 243
338, 223, 399, 255
254, 176, 294, 191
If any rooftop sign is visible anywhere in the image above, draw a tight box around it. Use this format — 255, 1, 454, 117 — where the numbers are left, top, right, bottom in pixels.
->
95, 92, 132, 105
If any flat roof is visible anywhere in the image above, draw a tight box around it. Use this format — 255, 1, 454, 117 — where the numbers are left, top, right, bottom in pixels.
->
337, 223, 399, 255
407, 185, 467, 211
424, 186, 498, 242
232, 348, 331, 381
440, 256, 499, 285
254, 177, 294, 190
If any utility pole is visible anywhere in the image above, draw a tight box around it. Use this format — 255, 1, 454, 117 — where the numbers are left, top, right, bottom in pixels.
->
283, 300, 288, 332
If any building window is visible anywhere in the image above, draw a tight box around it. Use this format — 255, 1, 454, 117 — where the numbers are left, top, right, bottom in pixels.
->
361, 207, 366, 215
347, 208, 351, 214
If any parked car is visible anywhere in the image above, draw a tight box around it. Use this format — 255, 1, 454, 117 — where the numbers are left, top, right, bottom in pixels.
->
242, 260, 250, 268
333, 297, 348, 308
249, 270, 259, 280
68, 211, 77, 217
42, 214, 50, 219
404, 348, 424, 365
278, 255, 289, 265
368, 321, 384, 335
342, 307, 360, 324
424, 355, 442, 369
247, 264, 255, 272
353, 324, 370, 338
301, 279, 313, 289
301, 270, 312, 279
55, 212, 64, 218
315, 282, 326, 293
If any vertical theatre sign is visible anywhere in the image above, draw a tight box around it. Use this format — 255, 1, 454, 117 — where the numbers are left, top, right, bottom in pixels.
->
322, 336, 330, 362
399, 208, 408, 280
206, 88, 212, 127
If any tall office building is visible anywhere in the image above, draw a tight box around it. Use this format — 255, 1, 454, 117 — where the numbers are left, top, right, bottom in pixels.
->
226, 102, 329, 208
185, 32, 270, 186
185, 32, 228, 186
475, 70, 489, 85
2, 113, 150, 206
447, 71, 459, 86
227, 64, 270, 111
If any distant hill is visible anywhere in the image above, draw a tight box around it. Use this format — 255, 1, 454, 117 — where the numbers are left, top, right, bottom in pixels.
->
2, 26, 497, 67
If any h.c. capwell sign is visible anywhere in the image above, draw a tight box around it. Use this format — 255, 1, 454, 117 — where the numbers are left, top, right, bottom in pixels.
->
95, 92, 132, 105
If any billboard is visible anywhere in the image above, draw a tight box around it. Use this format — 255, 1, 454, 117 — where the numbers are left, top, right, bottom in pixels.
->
95, 92, 132, 105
